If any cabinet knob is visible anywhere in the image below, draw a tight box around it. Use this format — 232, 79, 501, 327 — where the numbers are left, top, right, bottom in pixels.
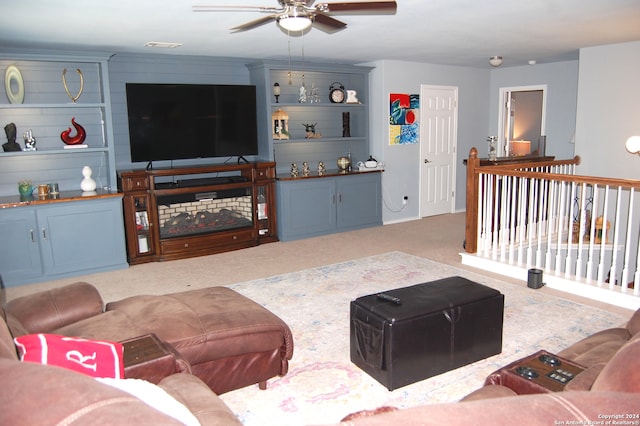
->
184, 243, 189, 248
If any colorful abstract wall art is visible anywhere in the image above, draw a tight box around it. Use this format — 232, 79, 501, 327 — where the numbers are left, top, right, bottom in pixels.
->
389, 93, 419, 145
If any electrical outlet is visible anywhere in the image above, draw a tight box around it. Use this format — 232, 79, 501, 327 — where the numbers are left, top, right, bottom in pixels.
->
402, 196, 408, 205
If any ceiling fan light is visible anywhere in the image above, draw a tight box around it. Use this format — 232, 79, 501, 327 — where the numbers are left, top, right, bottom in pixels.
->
277, 15, 312, 32
489, 56, 503, 67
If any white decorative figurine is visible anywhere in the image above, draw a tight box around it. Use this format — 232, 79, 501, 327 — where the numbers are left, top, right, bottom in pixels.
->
80, 165, 97, 192
290, 163, 299, 177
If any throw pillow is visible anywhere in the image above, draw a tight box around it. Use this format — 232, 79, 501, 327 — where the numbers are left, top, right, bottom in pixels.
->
14, 334, 124, 378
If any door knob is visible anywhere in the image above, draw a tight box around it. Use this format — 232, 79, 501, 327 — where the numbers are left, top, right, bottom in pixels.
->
424, 158, 432, 163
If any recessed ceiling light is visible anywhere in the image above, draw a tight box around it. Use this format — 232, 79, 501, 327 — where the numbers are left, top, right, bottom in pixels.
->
144, 42, 182, 48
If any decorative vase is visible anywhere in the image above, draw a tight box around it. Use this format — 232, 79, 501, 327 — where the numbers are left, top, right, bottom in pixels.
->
80, 166, 96, 192
18, 181, 34, 197
61, 117, 87, 145
337, 156, 351, 171
342, 112, 350, 138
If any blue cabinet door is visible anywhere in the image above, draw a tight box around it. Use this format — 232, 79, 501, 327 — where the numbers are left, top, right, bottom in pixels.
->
38, 198, 127, 277
337, 173, 382, 230
0, 208, 43, 285
277, 179, 336, 241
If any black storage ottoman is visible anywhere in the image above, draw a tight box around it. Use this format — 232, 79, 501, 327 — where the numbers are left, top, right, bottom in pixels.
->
350, 276, 504, 390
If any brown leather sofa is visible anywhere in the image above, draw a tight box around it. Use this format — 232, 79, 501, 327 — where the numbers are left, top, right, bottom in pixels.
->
0, 308, 241, 425
472, 304, 640, 396
338, 307, 640, 425
2, 281, 294, 394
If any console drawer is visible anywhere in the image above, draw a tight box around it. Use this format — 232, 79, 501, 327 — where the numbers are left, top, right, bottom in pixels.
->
160, 227, 255, 255
121, 175, 149, 192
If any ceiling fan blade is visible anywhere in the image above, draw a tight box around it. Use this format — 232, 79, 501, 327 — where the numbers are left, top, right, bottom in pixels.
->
316, 1, 397, 13
312, 12, 347, 31
230, 15, 277, 32
192, 5, 281, 13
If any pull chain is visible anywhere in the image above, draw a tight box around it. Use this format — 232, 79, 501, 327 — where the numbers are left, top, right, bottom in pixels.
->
287, 31, 292, 85
301, 30, 305, 88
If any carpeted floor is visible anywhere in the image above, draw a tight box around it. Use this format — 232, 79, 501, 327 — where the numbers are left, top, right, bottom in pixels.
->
218, 252, 626, 426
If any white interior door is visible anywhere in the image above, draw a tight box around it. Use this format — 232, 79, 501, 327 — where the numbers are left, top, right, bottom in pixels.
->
420, 85, 458, 217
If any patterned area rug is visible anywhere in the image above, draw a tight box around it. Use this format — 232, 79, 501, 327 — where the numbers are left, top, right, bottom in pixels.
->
221, 252, 626, 425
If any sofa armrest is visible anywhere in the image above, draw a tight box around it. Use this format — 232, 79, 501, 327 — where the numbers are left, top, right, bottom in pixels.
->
3, 282, 103, 335
158, 373, 243, 426
458, 384, 517, 401
564, 364, 605, 391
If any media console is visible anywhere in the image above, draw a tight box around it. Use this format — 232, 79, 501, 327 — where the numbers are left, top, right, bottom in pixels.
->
118, 162, 277, 264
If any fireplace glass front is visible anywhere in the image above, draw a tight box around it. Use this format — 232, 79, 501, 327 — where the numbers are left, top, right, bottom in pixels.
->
157, 187, 253, 239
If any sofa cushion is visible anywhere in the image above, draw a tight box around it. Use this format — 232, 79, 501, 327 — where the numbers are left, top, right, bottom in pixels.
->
3, 282, 104, 335
105, 287, 294, 364
591, 333, 640, 393
105, 286, 294, 394
0, 316, 17, 361
14, 334, 124, 379
54, 309, 146, 341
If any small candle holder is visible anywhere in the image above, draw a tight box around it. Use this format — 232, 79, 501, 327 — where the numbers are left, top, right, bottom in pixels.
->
273, 82, 280, 103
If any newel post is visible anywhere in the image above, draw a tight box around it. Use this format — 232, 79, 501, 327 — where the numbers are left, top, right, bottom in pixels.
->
465, 148, 480, 253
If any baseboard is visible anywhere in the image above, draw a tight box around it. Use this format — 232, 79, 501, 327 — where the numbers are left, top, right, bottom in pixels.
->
383, 216, 421, 225
460, 252, 640, 311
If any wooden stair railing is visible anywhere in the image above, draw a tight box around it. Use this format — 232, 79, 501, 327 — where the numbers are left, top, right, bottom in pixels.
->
465, 148, 582, 254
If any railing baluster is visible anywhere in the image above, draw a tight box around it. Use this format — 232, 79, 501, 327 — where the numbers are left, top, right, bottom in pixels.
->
565, 182, 577, 277
499, 175, 509, 261
597, 186, 610, 285
526, 177, 536, 267
508, 175, 518, 263
544, 180, 557, 270
492, 175, 500, 260
555, 181, 567, 275
609, 186, 622, 292
536, 179, 546, 269
621, 188, 635, 290
476, 174, 485, 255
575, 183, 588, 280
586, 185, 599, 282
517, 176, 528, 265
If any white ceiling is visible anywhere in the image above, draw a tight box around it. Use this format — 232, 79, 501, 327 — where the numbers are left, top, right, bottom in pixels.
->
2, 0, 640, 68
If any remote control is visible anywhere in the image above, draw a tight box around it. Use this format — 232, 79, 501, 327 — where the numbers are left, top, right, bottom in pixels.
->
376, 293, 402, 305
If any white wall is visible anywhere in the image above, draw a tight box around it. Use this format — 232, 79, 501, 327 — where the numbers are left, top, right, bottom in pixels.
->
575, 41, 640, 179
365, 60, 489, 223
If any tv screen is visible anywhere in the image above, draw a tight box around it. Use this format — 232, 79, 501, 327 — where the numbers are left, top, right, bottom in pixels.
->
125, 83, 259, 163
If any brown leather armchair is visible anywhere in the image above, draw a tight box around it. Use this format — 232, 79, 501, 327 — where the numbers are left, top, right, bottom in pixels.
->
2, 281, 294, 394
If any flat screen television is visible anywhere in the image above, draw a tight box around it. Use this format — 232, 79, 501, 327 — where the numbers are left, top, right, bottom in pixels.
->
125, 83, 259, 164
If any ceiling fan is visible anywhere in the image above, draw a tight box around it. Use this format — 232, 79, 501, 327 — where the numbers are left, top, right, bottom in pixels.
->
192, 1, 397, 33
